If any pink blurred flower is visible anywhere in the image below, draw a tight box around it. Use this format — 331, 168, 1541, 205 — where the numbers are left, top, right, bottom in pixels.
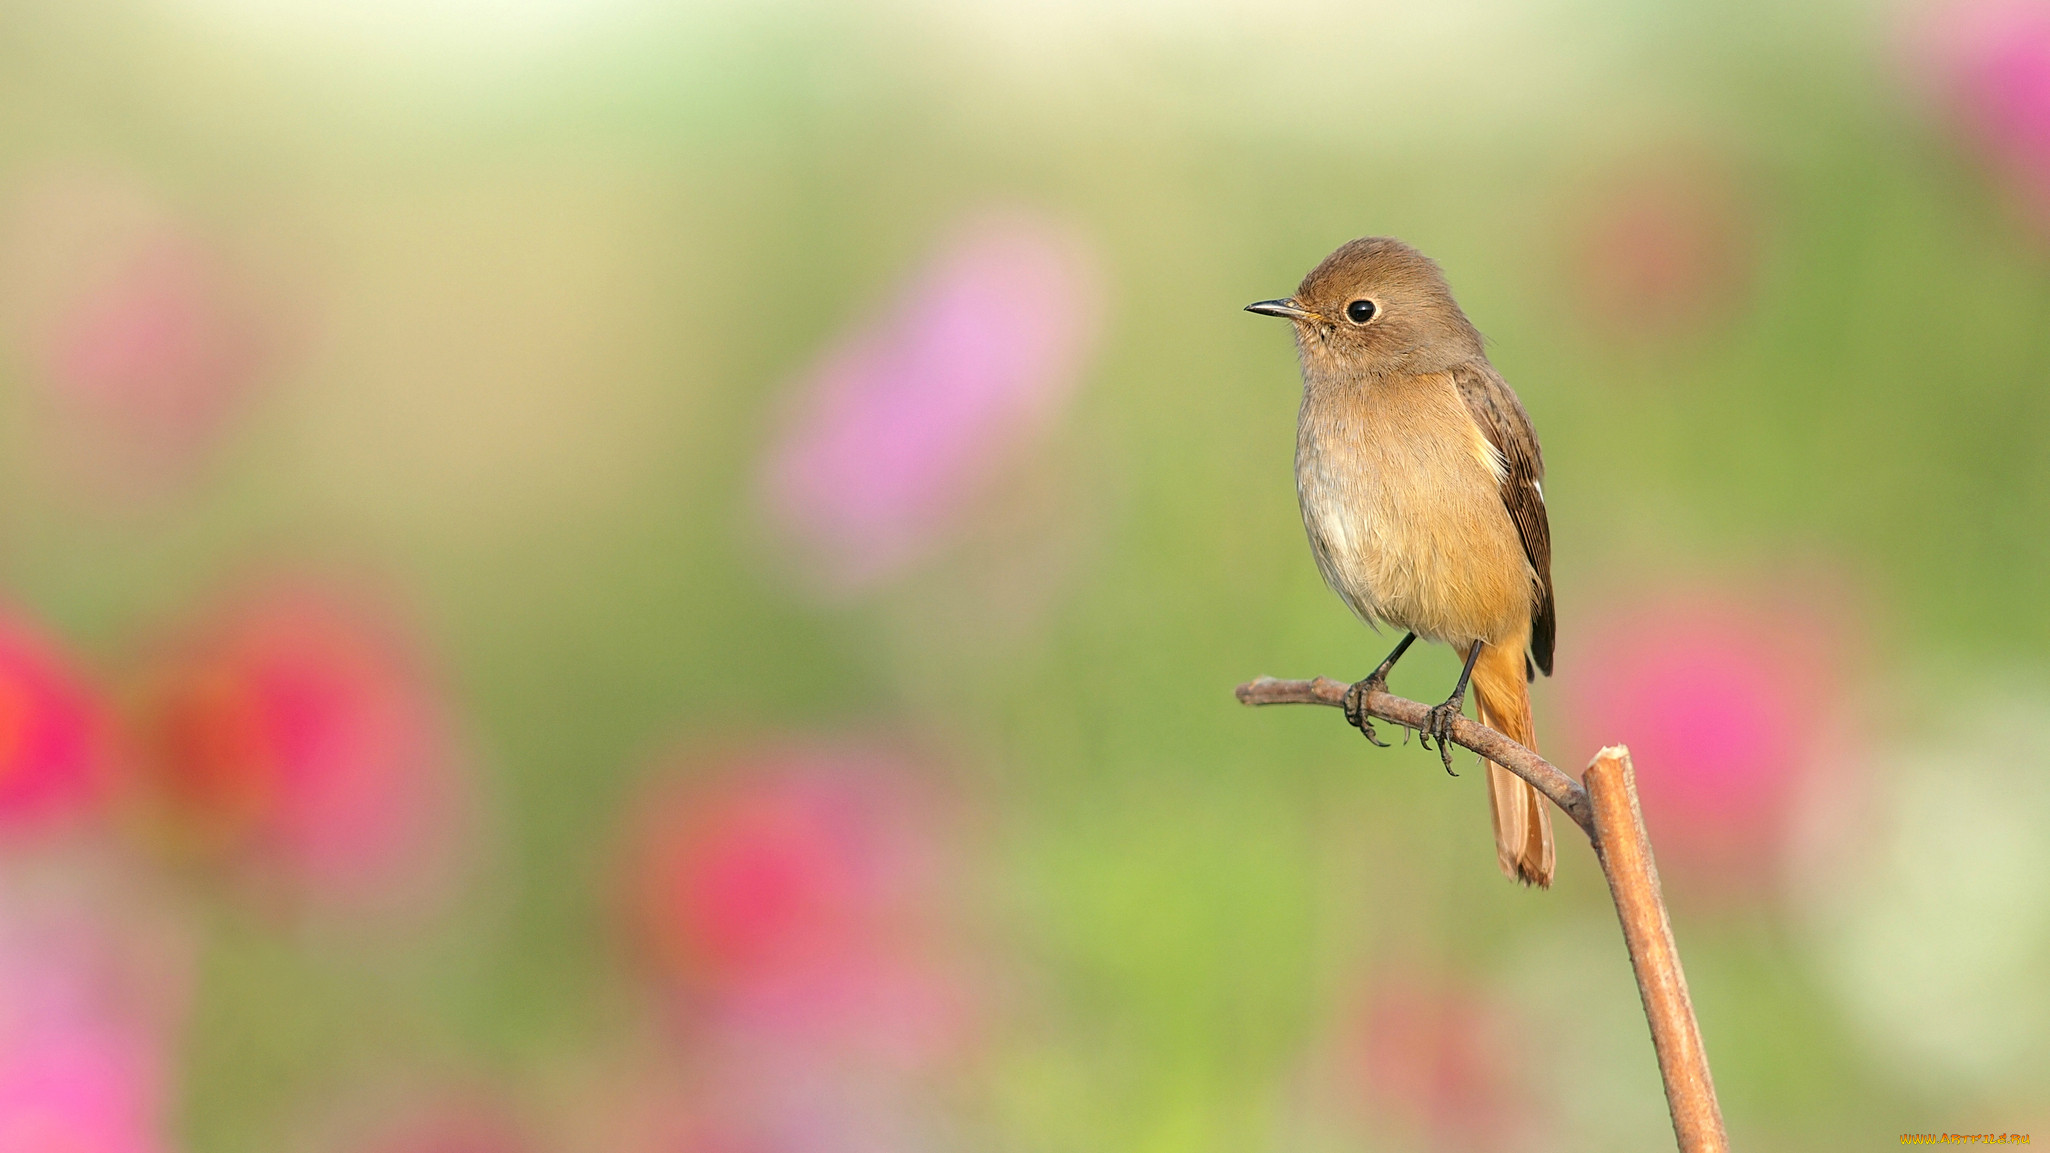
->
0, 168, 274, 501
49, 234, 263, 448
0, 1019, 162, 1153
1556, 582, 1857, 894
623, 742, 975, 1072
760, 211, 1101, 592
1348, 969, 1538, 1153
135, 578, 470, 911
1914, 1, 2050, 232
0, 609, 109, 838
0, 870, 191, 1153
350, 1099, 539, 1153
1570, 160, 1756, 340
570, 1053, 948, 1153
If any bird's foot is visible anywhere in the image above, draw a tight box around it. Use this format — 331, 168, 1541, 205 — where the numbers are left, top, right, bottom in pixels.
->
1421, 699, 1463, 776
1343, 676, 1392, 747
1419, 641, 1485, 777
1345, 632, 1421, 749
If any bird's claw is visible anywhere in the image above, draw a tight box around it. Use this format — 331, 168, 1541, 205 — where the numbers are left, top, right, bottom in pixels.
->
1343, 677, 1392, 747
1422, 700, 1462, 776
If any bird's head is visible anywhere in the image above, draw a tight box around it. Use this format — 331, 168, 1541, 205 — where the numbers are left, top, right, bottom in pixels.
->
1246, 237, 1484, 378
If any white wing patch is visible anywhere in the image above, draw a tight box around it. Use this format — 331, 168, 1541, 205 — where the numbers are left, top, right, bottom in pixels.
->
1468, 421, 1508, 485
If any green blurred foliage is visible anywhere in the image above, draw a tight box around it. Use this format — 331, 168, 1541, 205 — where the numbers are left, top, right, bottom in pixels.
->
1, 1, 2047, 1150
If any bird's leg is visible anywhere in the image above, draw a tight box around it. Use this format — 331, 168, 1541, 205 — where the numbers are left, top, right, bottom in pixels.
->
1422, 642, 1485, 776
1344, 632, 1417, 747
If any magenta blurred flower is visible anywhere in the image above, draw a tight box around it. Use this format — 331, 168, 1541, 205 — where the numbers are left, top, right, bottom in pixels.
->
759, 211, 1101, 592
1914, 0, 2050, 232
623, 742, 974, 1072
1556, 583, 1856, 894
1348, 969, 1537, 1153
0, 872, 191, 1153
0, 607, 110, 838
1570, 160, 1755, 340
135, 578, 470, 911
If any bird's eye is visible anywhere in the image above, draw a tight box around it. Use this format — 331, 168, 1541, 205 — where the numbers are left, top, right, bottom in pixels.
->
1345, 299, 1377, 324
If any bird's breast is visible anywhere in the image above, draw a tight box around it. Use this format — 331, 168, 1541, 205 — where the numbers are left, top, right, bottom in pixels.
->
1295, 371, 1532, 645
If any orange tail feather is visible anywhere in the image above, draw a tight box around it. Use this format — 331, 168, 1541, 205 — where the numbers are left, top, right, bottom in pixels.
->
1467, 641, 1555, 887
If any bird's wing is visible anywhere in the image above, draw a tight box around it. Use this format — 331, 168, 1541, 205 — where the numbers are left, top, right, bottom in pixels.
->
1452, 363, 1554, 677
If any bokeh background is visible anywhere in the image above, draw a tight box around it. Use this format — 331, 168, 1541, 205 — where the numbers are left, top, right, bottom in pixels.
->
0, 0, 2047, 1149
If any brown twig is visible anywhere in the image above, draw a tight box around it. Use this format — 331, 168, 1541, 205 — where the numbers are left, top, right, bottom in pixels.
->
1235, 676, 1728, 1153
1584, 747, 1727, 1153
1235, 675, 1595, 836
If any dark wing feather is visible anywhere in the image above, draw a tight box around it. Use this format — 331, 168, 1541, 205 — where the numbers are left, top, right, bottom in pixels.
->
1452, 363, 1554, 678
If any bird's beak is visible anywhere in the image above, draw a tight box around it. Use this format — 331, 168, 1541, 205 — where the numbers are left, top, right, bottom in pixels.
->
1245, 298, 1317, 322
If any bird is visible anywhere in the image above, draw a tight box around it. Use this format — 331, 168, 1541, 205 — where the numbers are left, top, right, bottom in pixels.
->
1247, 237, 1556, 887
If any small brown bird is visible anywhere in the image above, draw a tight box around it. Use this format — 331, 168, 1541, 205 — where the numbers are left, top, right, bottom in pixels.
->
1248, 237, 1556, 887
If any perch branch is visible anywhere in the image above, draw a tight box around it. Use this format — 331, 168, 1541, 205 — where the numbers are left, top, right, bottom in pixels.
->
1234, 675, 1595, 837
1234, 676, 1728, 1153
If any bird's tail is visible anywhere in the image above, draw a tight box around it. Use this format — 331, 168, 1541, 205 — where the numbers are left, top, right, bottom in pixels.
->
1468, 640, 1555, 888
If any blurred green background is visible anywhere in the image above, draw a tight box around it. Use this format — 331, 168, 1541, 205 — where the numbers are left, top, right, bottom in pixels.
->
0, 1, 2047, 1150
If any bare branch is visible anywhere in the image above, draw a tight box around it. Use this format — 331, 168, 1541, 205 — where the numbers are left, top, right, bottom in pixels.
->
1585, 747, 1728, 1153
1233, 678, 1729, 1151
1233, 675, 1595, 838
